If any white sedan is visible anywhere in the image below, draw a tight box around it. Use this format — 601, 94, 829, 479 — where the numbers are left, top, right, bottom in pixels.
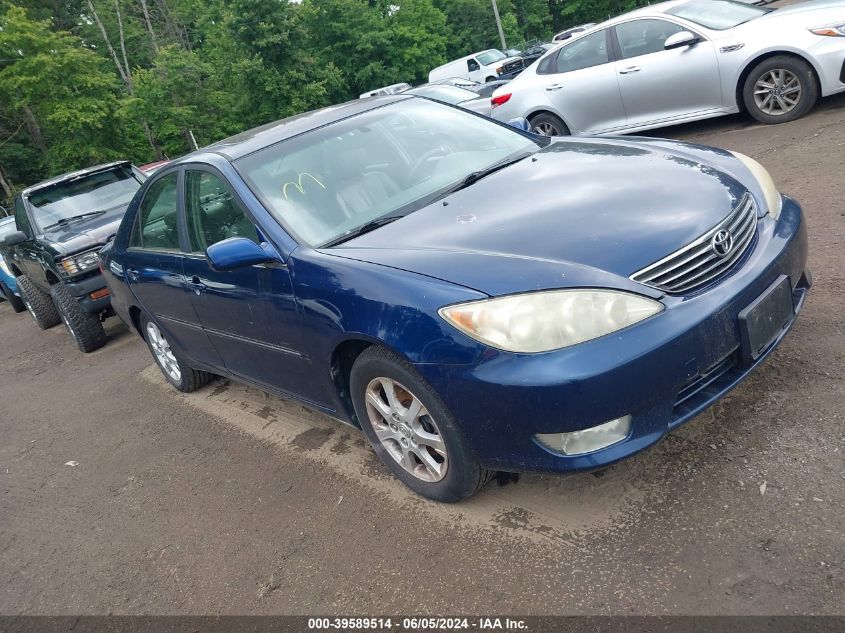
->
491, 0, 845, 135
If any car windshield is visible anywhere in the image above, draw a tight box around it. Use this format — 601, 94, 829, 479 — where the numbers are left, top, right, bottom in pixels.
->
235, 99, 539, 247
666, 0, 771, 30
476, 50, 507, 65
27, 166, 144, 231
408, 84, 478, 105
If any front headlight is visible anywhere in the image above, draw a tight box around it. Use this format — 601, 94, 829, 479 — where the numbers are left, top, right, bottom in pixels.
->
730, 151, 782, 221
439, 289, 663, 353
60, 250, 101, 276
809, 24, 845, 36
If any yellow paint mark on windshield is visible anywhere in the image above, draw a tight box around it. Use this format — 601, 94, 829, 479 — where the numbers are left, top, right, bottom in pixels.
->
283, 173, 326, 199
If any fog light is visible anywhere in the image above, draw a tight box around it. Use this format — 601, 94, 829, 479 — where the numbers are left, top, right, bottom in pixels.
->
535, 415, 632, 456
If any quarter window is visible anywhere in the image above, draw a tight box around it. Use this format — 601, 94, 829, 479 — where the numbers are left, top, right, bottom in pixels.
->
551, 30, 609, 74
130, 173, 179, 251
185, 170, 259, 252
616, 19, 685, 59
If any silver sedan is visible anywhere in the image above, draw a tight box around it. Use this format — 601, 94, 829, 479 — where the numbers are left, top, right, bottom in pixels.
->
491, 0, 845, 135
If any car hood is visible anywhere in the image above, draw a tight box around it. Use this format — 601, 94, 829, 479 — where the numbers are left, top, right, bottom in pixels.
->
487, 55, 522, 68
752, 0, 845, 27
324, 137, 751, 297
40, 206, 127, 256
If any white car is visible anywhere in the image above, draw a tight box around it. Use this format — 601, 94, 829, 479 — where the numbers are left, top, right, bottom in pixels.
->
429, 49, 525, 83
553, 23, 596, 42
491, 0, 845, 135
359, 83, 412, 99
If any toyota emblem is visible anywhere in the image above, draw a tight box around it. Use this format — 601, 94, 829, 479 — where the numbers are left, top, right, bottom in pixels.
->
711, 229, 734, 258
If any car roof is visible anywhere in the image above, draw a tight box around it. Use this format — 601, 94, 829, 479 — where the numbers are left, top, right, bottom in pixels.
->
185, 95, 415, 163
22, 160, 133, 197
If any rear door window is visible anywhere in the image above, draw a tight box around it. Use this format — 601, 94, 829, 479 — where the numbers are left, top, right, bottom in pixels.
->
130, 173, 180, 251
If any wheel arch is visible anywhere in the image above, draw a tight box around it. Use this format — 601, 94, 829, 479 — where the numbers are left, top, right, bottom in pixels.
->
525, 108, 573, 133
735, 50, 822, 111
328, 335, 420, 427
128, 304, 145, 339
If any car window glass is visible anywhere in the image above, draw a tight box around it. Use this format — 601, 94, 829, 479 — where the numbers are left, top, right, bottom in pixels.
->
467, 58, 479, 72
554, 30, 608, 74
236, 99, 537, 247
185, 170, 260, 252
130, 173, 179, 251
616, 19, 685, 59
14, 197, 31, 236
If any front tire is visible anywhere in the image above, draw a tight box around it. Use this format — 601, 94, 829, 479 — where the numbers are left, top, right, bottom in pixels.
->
743, 56, 818, 124
350, 346, 492, 502
140, 313, 212, 392
0, 282, 26, 313
50, 284, 107, 353
529, 112, 570, 136
15, 275, 61, 329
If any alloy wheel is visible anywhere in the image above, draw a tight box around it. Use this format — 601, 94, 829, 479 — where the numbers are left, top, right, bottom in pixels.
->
533, 121, 559, 136
364, 377, 448, 482
753, 69, 802, 116
146, 321, 181, 382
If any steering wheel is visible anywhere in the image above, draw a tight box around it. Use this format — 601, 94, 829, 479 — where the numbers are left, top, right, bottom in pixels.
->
408, 145, 453, 184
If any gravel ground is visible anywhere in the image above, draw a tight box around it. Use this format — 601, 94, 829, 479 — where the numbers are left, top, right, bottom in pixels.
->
1, 93, 843, 616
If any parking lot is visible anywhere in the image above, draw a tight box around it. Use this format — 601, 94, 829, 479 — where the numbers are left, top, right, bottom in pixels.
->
1, 93, 844, 615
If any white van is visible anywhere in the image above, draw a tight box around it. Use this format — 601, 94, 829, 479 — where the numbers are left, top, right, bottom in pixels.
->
429, 49, 524, 84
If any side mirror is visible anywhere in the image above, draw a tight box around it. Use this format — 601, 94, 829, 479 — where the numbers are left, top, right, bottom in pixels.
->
206, 237, 279, 271
664, 31, 698, 50
2, 231, 28, 246
507, 117, 531, 132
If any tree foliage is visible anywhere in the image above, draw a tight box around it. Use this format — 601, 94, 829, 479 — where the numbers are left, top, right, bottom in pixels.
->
0, 0, 644, 203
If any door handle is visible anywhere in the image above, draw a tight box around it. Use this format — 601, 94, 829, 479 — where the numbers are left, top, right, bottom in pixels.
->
126, 267, 140, 282
619, 66, 642, 75
545, 83, 564, 91
188, 275, 207, 295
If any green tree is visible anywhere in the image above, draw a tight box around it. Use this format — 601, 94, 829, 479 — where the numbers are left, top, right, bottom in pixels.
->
0, 5, 126, 175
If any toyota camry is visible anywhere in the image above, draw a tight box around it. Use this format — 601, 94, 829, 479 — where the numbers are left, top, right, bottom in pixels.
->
101, 95, 809, 502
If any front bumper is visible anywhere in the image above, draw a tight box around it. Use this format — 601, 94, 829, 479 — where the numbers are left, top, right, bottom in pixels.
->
64, 272, 112, 315
416, 197, 809, 473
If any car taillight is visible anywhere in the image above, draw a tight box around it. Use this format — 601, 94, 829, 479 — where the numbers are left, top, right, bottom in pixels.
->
491, 93, 512, 108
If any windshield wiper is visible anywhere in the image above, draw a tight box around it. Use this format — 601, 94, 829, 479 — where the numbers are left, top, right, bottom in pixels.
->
321, 214, 407, 248
43, 210, 107, 230
439, 152, 534, 198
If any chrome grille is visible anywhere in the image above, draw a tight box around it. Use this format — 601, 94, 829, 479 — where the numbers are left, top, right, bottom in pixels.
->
630, 194, 758, 294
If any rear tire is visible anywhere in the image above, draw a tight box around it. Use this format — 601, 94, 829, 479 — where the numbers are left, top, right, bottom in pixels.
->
742, 56, 818, 124
16, 275, 61, 329
50, 284, 107, 353
350, 346, 492, 502
140, 313, 213, 393
529, 112, 570, 136
0, 282, 26, 313
485, 76, 497, 82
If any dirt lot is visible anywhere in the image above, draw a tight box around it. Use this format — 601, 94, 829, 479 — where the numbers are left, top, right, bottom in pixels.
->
1, 93, 844, 616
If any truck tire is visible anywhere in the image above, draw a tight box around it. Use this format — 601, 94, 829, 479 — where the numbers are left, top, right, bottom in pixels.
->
16, 275, 61, 329
50, 283, 107, 353
0, 281, 26, 313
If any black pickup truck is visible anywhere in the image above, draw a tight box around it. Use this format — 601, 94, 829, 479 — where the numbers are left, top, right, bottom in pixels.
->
0, 162, 146, 352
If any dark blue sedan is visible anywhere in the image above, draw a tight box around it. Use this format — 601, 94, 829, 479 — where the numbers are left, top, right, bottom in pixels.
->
101, 95, 809, 502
